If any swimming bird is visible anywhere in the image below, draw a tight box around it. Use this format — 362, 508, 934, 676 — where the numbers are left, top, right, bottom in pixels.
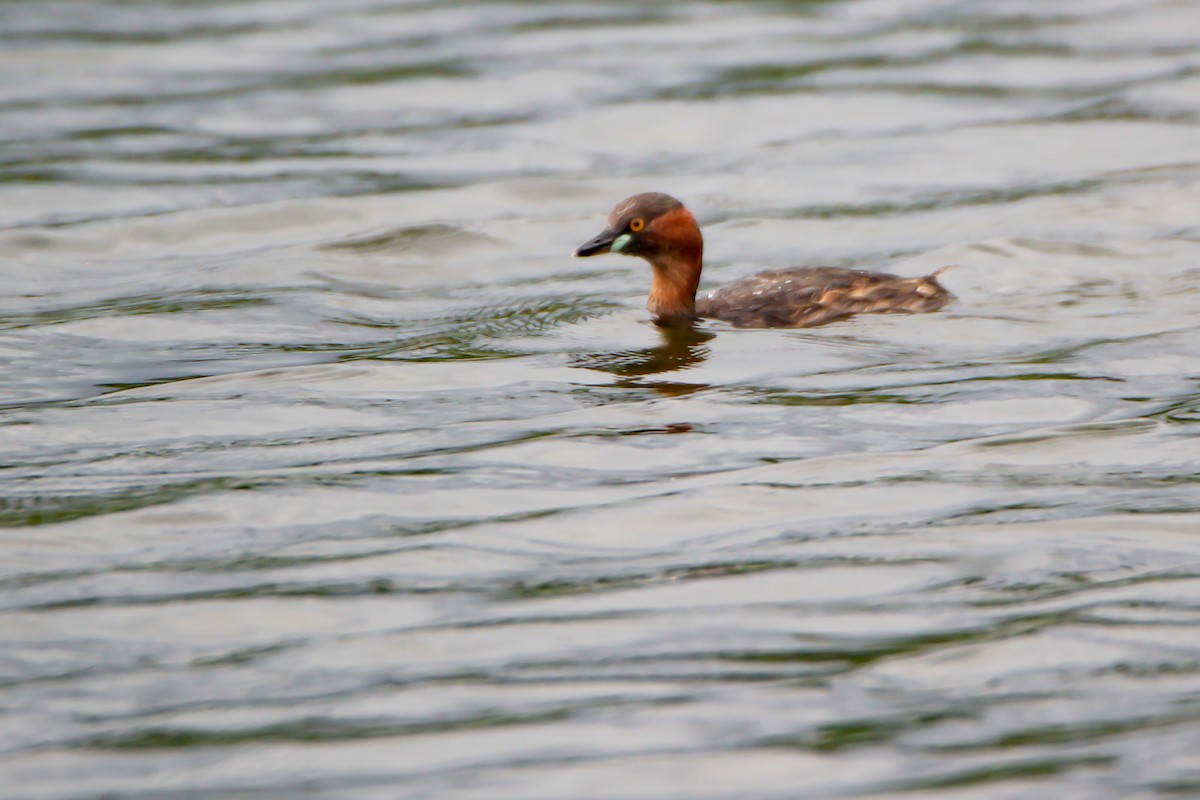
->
574, 192, 955, 328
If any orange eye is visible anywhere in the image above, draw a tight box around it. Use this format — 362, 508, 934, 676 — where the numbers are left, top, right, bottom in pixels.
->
629, 217, 646, 233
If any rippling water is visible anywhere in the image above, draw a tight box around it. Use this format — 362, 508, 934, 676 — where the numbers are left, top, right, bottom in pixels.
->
3, 1, 1200, 797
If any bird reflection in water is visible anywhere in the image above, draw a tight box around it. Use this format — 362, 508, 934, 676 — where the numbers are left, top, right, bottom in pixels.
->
571, 323, 713, 398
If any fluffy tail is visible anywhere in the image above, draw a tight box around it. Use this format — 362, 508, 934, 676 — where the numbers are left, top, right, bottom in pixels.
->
929, 265, 959, 280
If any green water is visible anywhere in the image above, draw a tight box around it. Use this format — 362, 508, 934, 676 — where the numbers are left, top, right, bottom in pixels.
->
2, 1, 1200, 797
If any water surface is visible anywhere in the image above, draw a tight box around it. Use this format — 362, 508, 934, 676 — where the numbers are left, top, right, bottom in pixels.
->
3, 1, 1200, 797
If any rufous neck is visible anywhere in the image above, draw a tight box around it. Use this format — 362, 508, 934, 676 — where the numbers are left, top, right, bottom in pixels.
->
645, 210, 703, 324
647, 253, 702, 323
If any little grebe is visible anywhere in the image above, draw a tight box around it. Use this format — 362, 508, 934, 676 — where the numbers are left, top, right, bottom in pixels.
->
574, 192, 955, 328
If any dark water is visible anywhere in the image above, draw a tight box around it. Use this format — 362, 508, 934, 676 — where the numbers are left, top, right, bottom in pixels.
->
3, 1, 1200, 797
